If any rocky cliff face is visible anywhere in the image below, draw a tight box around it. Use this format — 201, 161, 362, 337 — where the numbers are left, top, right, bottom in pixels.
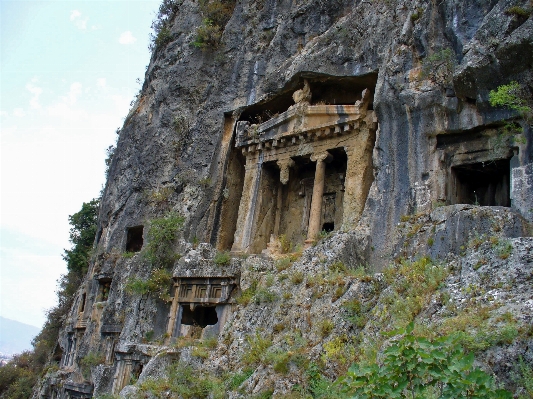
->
35, 0, 533, 398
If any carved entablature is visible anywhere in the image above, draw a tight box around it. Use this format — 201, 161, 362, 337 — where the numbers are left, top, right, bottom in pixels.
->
174, 277, 237, 304
235, 89, 377, 160
64, 382, 93, 399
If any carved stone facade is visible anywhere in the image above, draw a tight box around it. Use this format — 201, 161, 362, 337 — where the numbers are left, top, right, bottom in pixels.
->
231, 88, 378, 253
166, 277, 237, 339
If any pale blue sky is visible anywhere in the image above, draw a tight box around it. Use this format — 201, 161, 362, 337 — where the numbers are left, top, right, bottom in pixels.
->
1, 0, 162, 329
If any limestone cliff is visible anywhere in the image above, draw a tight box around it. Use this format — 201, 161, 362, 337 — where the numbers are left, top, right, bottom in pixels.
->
35, 0, 533, 398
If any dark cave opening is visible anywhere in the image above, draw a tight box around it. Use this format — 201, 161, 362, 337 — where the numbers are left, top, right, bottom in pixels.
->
450, 159, 510, 207
180, 305, 218, 328
126, 225, 144, 252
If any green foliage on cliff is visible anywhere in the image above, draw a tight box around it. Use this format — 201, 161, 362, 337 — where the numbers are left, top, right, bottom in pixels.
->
149, 0, 180, 50
63, 199, 99, 276
339, 323, 512, 399
192, 0, 236, 49
144, 211, 184, 268
125, 268, 173, 301
490, 81, 532, 119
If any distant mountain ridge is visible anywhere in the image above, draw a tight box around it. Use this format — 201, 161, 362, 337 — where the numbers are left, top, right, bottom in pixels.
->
0, 316, 39, 355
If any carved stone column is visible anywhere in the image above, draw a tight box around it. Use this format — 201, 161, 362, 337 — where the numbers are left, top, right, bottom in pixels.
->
305, 151, 332, 245
231, 155, 263, 253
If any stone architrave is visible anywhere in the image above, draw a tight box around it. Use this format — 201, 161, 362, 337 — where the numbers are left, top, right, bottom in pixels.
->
306, 151, 332, 245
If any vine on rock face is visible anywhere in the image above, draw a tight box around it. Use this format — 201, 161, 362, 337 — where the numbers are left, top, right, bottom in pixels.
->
338, 322, 512, 399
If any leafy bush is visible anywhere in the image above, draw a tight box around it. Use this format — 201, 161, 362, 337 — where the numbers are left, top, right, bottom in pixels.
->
125, 268, 173, 301
236, 281, 257, 305
241, 332, 273, 366
144, 211, 184, 268
275, 256, 292, 272
318, 319, 334, 338
382, 257, 449, 327
80, 352, 105, 378
490, 81, 532, 115
421, 48, 455, 86
149, 0, 180, 51
213, 251, 231, 266
505, 6, 531, 17
338, 322, 512, 398
291, 271, 304, 285
138, 361, 225, 399
253, 288, 278, 304
226, 368, 253, 390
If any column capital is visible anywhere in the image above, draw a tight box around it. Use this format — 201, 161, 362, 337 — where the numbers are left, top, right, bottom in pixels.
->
310, 150, 332, 164
276, 158, 295, 185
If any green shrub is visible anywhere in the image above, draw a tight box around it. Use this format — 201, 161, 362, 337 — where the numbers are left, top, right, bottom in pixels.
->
291, 271, 304, 285
421, 48, 455, 86
125, 268, 173, 301
149, 0, 179, 51
144, 211, 184, 268
237, 281, 257, 305
192, 19, 222, 48
241, 332, 273, 366
505, 6, 531, 17
253, 288, 278, 304
275, 257, 292, 272
80, 352, 105, 378
213, 251, 231, 266
155, 26, 173, 49
338, 322, 512, 398
226, 368, 253, 390
382, 257, 449, 327
138, 361, 225, 399
318, 319, 334, 338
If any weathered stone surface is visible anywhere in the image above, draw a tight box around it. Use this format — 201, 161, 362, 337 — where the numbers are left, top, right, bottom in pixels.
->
35, 0, 533, 397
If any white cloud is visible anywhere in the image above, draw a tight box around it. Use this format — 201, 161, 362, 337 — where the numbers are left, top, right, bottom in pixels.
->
0, 110, 9, 117
97, 78, 107, 88
46, 82, 87, 119
118, 31, 137, 45
70, 10, 81, 20
25, 79, 42, 109
70, 9, 88, 30
13, 108, 25, 117
68, 82, 82, 104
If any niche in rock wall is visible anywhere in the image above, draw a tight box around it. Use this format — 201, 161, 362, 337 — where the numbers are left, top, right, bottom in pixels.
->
125, 225, 144, 252
436, 129, 515, 207
62, 333, 77, 368
223, 75, 377, 254
97, 278, 112, 302
451, 159, 510, 206
167, 277, 237, 340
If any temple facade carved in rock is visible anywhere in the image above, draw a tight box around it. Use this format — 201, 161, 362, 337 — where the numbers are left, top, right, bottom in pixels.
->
229, 85, 378, 254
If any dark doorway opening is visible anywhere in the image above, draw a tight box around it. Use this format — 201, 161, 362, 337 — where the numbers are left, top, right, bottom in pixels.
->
451, 159, 510, 206
126, 226, 144, 252
180, 305, 218, 328
322, 223, 334, 232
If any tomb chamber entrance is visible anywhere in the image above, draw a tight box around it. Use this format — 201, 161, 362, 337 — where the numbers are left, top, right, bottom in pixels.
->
167, 277, 237, 339
226, 82, 378, 254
